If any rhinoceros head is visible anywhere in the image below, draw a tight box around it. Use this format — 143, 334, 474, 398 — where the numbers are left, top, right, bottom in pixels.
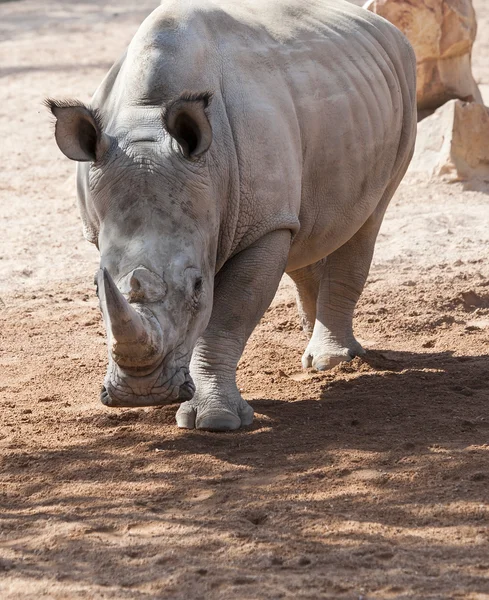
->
47, 93, 218, 407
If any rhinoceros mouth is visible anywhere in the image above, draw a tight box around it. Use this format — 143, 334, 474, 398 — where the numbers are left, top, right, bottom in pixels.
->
100, 365, 195, 407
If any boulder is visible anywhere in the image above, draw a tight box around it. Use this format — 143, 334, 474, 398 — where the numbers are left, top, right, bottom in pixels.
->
408, 99, 489, 181
364, 0, 483, 111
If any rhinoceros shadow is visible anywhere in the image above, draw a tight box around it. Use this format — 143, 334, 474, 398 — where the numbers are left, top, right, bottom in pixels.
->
1, 348, 488, 593
164, 348, 489, 465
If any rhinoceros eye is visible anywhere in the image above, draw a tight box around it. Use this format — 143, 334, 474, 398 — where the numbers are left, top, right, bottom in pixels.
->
194, 277, 203, 295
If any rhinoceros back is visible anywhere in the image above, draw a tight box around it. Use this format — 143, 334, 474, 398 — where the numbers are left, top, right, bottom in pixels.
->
92, 0, 416, 259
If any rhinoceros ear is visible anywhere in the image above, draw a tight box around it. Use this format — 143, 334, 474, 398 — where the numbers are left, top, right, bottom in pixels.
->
45, 99, 109, 162
163, 91, 213, 159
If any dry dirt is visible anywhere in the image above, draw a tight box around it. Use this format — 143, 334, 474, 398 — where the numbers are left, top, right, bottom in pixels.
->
1, 1, 489, 599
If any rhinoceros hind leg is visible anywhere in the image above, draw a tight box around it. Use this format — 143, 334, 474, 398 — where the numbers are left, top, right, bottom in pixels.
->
288, 260, 324, 335
302, 336, 365, 371
300, 202, 391, 371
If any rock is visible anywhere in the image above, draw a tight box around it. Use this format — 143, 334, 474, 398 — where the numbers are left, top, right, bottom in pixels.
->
408, 99, 489, 181
364, 0, 483, 111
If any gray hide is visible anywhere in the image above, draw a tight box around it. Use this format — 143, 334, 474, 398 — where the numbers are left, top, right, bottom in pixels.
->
48, 0, 416, 430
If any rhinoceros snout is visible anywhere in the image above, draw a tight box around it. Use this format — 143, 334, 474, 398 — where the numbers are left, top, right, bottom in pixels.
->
100, 382, 180, 407
100, 366, 195, 407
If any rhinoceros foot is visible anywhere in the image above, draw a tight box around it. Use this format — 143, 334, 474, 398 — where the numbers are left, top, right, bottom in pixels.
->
176, 389, 254, 431
302, 339, 366, 372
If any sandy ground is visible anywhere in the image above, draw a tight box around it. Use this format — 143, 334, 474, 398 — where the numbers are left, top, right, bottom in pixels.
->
1, 1, 489, 598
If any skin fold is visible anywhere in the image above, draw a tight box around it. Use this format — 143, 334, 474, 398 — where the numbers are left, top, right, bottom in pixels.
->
48, 0, 417, 430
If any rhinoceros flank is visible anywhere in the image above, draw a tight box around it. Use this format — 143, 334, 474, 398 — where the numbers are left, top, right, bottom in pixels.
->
47, 0, 417, 431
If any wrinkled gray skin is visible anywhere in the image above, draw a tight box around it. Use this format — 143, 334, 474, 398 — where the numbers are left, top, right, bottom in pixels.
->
48, 0, 416, 430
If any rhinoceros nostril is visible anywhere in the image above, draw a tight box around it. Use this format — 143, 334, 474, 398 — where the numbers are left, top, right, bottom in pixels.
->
129, 274, 142, 292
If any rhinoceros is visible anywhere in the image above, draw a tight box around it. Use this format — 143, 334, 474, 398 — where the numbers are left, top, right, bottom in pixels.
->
47, 0, 416, 430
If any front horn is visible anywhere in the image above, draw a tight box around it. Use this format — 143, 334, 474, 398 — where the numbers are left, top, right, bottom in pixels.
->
96, 268, 163, 367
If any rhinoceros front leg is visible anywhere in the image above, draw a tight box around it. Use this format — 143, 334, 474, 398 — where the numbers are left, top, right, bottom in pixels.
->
300, 209, 386, 371
176, 229, 292, 431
